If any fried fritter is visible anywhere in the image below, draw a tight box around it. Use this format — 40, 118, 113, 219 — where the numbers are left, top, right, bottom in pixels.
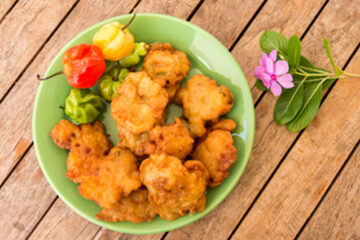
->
140, 154, 209, 220
50, 120, 141, 209
143, 43, 190, 98
50, 119, 112, 183
96, 187, 157, 223
209, 118, 236, 132
192, 130, 237, 187
115, 123, 154, 156
149, 117, 194, 160
175, 74, 234, 138
79, 147, 142, 209
111, 71, 168, 134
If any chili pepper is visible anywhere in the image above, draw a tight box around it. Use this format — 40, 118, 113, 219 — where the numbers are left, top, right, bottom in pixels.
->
93, 14, 136, 61
64, 88, 104, 124
99, 67, 129, 101
119, 42, 148, 68
37, 44, 106, 89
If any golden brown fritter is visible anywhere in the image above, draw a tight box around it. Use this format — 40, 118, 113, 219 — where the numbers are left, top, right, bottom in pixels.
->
209, 118, 236, 132
111, 71, 168, 134
50, 120, 141, 209
149, 117, 194, 160
115, 123, 154, 156
175, 74, 234, 138
143, 43, 190, 98
50, 120, 112, 183
192, 130, 237, 187
96, 187, 157, 223
140, 154, 209, 220
79, 147, 142, 209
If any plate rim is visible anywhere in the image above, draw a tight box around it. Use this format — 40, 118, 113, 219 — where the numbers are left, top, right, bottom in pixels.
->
32, 13, 255, 234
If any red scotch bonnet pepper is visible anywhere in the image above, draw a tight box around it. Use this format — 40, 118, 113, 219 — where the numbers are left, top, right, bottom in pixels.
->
37, 44, 106, 88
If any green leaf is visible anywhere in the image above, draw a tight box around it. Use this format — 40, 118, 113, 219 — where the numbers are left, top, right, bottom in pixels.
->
260, 31, 289, 56
300, 56, 315, 68
288, 35, 301, 68
274, 78, 305, 125
286, 80, 324, 132
322, 78, 337, 90
323, 38, 343, 76
255, 79, 269, 91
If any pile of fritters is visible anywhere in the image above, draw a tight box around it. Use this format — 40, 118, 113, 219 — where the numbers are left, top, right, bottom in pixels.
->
50, 43, 237, 223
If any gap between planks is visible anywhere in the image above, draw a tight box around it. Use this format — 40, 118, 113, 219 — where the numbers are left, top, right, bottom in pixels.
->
294, 137, 360, 239
0, 0, 81, 106
1, 0, 347, 239
227, 38, 360, 240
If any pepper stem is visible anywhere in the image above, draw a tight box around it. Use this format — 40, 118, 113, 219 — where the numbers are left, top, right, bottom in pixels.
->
121, 13, 136, 30
37, 71, 64, 80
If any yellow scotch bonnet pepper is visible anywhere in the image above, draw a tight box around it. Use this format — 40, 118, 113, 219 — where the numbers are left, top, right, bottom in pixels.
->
93, 21, 135, 61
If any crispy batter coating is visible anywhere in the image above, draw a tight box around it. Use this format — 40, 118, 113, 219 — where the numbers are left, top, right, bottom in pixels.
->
140, 154, 209, 220
96, 187, 157, 223
210, 118, 236, 132
149, 117, 194, 160
79, 147, 142, 209
50, 120, 112, 183
192, 130, 237, 187
175, 74, 234, 138
115, 123, 154, 156
50, 120, 141, 209
111, 71, 168, 134
143, 43, 190, 98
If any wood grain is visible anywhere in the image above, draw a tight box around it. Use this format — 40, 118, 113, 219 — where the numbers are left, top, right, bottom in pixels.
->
299, 144, 360, 240
28, 199, 100, 240
0, 148, 57, 239
0, 0, 17, 21
165, 0, 326, 238
0, 0, 77, 99
230, 0, 329, 102
190, 0, 264, 48
134, 0, 200, 19
232, 47, 360, 239
0, 0, 138, 185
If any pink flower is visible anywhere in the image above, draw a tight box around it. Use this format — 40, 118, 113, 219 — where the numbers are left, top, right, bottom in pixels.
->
253, 49, 294, 96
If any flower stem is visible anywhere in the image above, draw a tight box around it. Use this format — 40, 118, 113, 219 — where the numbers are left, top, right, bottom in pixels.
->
342, 71, 360, 78
299, 66, 329, 74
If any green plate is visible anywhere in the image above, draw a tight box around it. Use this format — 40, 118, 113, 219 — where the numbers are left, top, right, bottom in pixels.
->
33, 13, 255, 234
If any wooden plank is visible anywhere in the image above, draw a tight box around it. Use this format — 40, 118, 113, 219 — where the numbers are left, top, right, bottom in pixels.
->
94, 228, 163, 240
165, 0, 327, 238
0, 0, 17, 21
0, 0, 77, 99
190, 0, 264, 48
0, 0, 139, 238
134, 0, 200, 19
28, 199, 100, 240
298, 144, 360, 240
0, 0, 138, 185
232, 47, 360, 239
0, 148, 57, 239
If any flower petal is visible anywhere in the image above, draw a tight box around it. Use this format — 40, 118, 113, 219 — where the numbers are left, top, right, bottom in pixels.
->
270, 81, 282, 96
275, 60, 289, 75
277, 74, 294, 89
260, 73, 271, 88
259, 53, 267, 66
253, 65, 265, 79
269, 49, 277, 62
265, 57, 274, 74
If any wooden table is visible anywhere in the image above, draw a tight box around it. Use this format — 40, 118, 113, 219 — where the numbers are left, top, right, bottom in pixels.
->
1, 0, 359, 239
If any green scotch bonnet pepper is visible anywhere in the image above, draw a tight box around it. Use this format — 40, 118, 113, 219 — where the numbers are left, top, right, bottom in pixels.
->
99, 67, 129, 101
119, 42, 148, 68
65, 88, 103, 124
